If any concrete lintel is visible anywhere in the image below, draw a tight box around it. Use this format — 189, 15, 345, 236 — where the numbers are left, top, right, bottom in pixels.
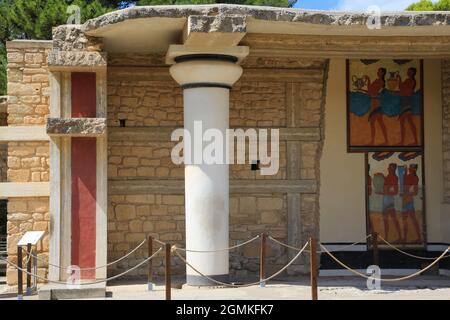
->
166, 44, 249, 65
109, 179, 316, 195
182, 15, 247, 47
48, 50, 107, 71
0, 182, 50, 197
0, 126, 49, 141
46, 118, 107, 137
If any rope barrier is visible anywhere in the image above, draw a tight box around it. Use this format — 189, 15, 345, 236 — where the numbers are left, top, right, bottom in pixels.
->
153, 238, 167, 246
269, 234, 372, 253
7, 231, 450, 292
172, 242, 309, 288
378, 235, 450, 260
319, 243, 450, 282
1, 246, 163, 286
23, 238, 148, 271
175, 235, 261, 253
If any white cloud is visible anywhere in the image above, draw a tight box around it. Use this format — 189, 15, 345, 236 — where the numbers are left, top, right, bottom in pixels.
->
335, 0, 435, 11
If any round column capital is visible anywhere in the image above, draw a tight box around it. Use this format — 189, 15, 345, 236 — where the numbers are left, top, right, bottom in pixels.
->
169, 55, 243, 89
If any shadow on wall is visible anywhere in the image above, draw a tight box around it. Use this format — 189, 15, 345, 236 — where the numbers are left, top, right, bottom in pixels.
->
0, 95, 7, 276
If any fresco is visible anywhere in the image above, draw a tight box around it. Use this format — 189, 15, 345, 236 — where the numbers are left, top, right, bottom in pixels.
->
348, 59, 423, 150
367, 151, 425, 246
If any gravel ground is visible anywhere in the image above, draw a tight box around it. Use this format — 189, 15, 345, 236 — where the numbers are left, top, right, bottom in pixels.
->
1, 276, 450, 300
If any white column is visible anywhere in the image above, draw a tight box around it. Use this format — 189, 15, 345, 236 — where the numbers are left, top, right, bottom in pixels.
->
170, 56, 243, 285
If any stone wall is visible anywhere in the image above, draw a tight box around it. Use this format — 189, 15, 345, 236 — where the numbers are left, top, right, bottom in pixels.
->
443, 59, 450, 203
107, 194, 185, 276
7, 142, 49, 183
7, 43, 51, 125
107, 54, 327, 278
6, 197, 49, 285
5, 41, 52, 284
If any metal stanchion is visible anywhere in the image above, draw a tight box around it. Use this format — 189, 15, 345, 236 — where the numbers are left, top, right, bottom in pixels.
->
147, 236, 154, 291
310, 237, 318, 301
26, 243, 32, 295
259, 233, 267, 288
165, 243, 171, 301
17, 245, 23, 300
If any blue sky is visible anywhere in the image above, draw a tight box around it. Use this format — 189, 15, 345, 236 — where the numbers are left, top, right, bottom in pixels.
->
293, 0, 433, 11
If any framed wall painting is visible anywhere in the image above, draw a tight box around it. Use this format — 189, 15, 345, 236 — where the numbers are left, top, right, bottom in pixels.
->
347, 59, 424, 152
366, 151, 426, 248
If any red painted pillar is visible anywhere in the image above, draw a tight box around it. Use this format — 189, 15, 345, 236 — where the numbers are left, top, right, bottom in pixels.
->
71, 73, 97, 279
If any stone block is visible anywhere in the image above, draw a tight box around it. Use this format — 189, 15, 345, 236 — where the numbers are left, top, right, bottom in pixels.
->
48, 50, 107, 68
239, 197, 256, 214
155, 221, 176, 231
162, 195, 184, 205
129, 219, 143, 232
46, 118, 107, 137
257, 198, 283, 211
261, 211, 279, 224
115, 205, 136, 221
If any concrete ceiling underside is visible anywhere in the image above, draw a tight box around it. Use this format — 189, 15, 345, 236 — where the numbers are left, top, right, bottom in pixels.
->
85, 14, 450, 56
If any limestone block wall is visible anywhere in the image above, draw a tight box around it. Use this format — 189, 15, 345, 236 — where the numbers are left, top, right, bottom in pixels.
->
7, 142, 49, 183
107, 54, 327, 278
7, 43, 50, 125
107, 194, 185, 276
443, 59, 450, 203
108, 80, 183, 127
6, 198, 49, 284
229, 194, 287, 276
108, 141, 183, 180
5, 41, 51, 284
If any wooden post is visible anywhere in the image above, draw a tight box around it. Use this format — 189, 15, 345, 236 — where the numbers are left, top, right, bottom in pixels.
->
309, 237, 318, 301
26, 243, 32, 295
17, 246, 23, 300
147, 236, 153, 291
372, 232, 379, 266
259, 233, 267, 288
165, 243, 171, 301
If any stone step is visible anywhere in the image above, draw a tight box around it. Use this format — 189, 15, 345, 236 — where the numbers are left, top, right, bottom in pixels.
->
38, 282, 106, 300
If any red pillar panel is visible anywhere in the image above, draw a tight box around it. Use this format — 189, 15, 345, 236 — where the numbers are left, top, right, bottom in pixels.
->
71, 138, 97, 279
71, 72, 97, 118
71, 72, 97, 279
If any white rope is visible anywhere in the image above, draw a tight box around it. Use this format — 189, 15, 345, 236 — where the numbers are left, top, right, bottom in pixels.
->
173, 242, 309, 288
378, 235, 450, 260
175, 235, 261, 253
269, 235, 372, 253
153, 238, 167, 246
319, 243, 450, 282
1, 246, 163, 286
24, 238, 147, 271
